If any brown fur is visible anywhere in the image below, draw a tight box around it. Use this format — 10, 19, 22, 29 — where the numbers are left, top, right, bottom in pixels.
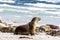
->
14, 17, 41, 35
1, 27, 13, 33
46, 24, 59, 29
0, 20, 2, 23
39, 25, 52, 32
47, 29, 60, 36
0, 17, 2, 23
0, 24, 13, 33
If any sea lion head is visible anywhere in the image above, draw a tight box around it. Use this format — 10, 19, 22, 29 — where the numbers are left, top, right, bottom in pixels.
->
31, 17, 41, 23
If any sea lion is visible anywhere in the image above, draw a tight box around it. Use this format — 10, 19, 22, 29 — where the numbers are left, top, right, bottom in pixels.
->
47, 29, 60, 36
0, 24, 13, 33
1, 27, 13, 32
0, 16, 3, 23
46, 24, 59, 29
39, 25, 52, 32
14, 17, 41, 35
0, 23, 9, 31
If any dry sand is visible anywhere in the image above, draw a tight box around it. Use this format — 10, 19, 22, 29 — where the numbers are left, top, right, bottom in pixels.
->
0, 32, 60, 40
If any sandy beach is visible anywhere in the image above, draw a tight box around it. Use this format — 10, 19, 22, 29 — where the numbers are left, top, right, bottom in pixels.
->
0, 32, 60, 40
0, 17, 60, 40
0, 0, 60, 40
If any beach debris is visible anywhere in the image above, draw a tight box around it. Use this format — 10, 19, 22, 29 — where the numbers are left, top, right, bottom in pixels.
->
19, 36, 33, 39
